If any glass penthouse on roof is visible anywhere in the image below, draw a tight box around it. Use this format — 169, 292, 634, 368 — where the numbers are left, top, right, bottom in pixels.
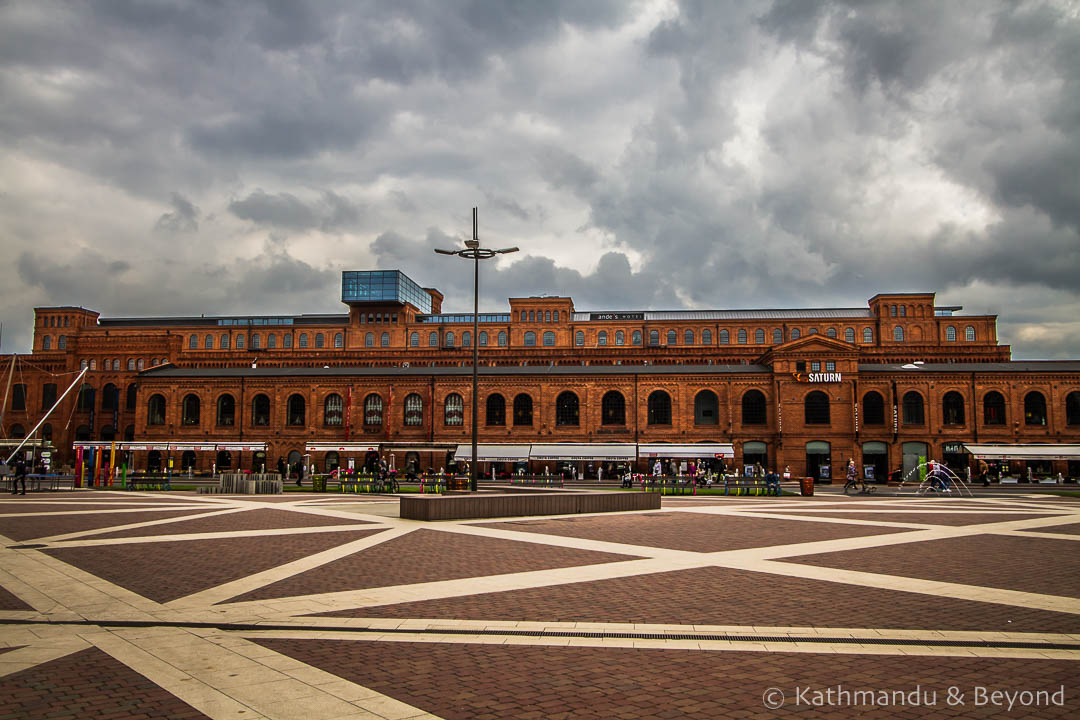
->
341, 271, 432, 313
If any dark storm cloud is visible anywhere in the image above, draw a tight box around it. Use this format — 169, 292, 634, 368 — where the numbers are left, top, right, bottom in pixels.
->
154, 192, 200, 233
1, 0, 1079, 359
228, 190, 361, 232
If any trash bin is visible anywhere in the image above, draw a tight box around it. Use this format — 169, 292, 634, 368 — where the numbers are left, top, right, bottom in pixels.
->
799, 476, 814, 497
312, 475, 327, 492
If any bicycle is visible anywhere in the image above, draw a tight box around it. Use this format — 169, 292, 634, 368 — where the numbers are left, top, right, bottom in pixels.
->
844, 476, 876, 495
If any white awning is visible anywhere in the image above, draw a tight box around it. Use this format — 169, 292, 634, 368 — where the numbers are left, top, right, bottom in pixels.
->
305, 443, 379, 453
964, 444, 1080, 460
454, 444, 531, 462
637, 443, 735, 459
529, 443, 638, 461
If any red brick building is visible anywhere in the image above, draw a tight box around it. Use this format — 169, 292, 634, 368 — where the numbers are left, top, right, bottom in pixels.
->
4, 270, 1080, 480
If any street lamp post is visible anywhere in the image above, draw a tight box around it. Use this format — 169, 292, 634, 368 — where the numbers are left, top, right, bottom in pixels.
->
435, 207, 519, 491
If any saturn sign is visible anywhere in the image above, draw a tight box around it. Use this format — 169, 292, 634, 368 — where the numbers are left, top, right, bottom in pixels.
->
793, 372, 843, 383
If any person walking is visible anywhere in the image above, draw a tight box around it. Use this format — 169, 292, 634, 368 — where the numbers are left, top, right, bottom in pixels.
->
276, 456, 285, 479
653, 459, 662, 477
12, 455, 27, 495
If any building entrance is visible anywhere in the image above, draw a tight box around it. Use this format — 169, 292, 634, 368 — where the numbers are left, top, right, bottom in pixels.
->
902, 442, 928, 482
806, 441, 832, 482
861, 441, 888, 483
942, 442, 968, 478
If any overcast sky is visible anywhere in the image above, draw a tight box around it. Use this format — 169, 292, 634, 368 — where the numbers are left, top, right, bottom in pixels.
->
2, 0, 1078, 359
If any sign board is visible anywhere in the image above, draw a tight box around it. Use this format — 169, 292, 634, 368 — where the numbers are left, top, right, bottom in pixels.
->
40, 451, 52, 458
589, 312, 644, 321
818, 465, 831, 479
794, 372, 843, 383
863, 465, 875, 480
943, 443, 966, 454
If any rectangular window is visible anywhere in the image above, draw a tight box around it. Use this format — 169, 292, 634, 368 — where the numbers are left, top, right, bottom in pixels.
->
825, 361, 835, 372
811, 361, 820, 371
796, 361, 806, 372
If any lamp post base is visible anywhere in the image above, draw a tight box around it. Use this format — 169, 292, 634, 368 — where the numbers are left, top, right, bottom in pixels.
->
447, 475, 470, 492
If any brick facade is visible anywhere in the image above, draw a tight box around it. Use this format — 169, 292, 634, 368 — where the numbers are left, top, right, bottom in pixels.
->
4, 281, 1079, 480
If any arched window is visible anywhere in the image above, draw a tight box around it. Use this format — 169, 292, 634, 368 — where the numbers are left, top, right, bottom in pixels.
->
529, 311, 535, 322
10, 424, 25, 439
804, 391, 830, 424
479, 331, 488, 346
826, 328, 836, 339
315, 333, 325, 348
862, 391, 885, 425
946, 326, 956, 342
1066, 391, 1080, 426
965, 326, 976, 341
702, 329, 712, 344
410, 332, 419, 347
334, 332, 343, 348
891, 305, 898, 317
252, 333, 261, 349
1024, 391, 1047, 426
513, 394, 533, 426
287, 394, 305, 426
220, 334, 230, 349
125, 384, 136, 410
268, 334, 276, 348
598, 331, 608, 346
76, 383, 94, 411
189, 334, 198, 349
544, 311, 551, 323
42, 336, 51, 350
58, 335, 67, 349
283, 334, 292, 348
863, 328, 873, 343
204, 334, 213, 349
404, 393, 423, 426
236, 335, 245, 349
41, 383, 57, 410
943, 391, 965, 425
615, 330, 625, 346
324, 394, 343, 426
902, 391, 924, 425
252, 394, 270, 426
217, 394, 235, 426
11, 383, 27, 411
524, 331, 536, 346
791, 328, 801, 340
148, 394, 166, 425
498, 331, 507, 347
894, 326, 904, 342
553, 311, 559, 322
136, 358, 144, 371
575, 331, 584, 346
719, 330, 729, 344
695, 390, 718, 426
444, 393, 464, 425
556, 391, 580, 426
632, 330, 642, 345
543, 331, 555, 346
601, 391, 625, 425
486, 394, 506, 426
429, 332, 438, 347
899, 306, 907, 317
737, 329, 747, 344
983, 391, 1006, 425
647, 390, 671, 425
520, 310, 527, 322
667, 330, 677, 345
755, 329, 765, 344
381, 332, 390, 347
808, 328, 818, 335
742, 389, 767, 425
649, 330, 659, 345
685, 329, 695, 345
127, 358, 135, 371
299, 333, 308, 348
365, 332, 375, 347
462, 331, 471, 347
364, 394, 383, 426
844, 327, 855, 343
181, 394, 200, 425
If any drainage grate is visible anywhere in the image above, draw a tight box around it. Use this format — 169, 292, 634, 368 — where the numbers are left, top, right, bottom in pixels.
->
1, 618, 1078, 651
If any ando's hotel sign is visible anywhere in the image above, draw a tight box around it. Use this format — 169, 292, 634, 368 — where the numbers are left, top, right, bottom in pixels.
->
793, 372, 843, 383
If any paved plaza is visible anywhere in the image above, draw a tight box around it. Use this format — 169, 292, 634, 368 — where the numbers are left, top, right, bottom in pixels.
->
1, 490, 1079, 718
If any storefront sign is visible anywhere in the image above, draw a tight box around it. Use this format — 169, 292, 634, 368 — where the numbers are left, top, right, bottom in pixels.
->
794, 372, 843, 382
589, 312, 644, 321
943, 442, 966, 454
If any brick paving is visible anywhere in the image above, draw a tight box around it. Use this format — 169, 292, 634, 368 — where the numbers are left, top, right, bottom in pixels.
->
229, 528, 641, 603
324, 564, 1080, 633
0, 584, 31, 611
1021, 522, 1080, 535
87, 508, 375, 539
45, 529, 384, 603
0, 509, 212, 542
771, 511, 1065, 526
477, 512, 914, 552
256, 638, 1080, 719
0, 646, 208, 719
791, 534, 1080, 598
0, 502, 180, 515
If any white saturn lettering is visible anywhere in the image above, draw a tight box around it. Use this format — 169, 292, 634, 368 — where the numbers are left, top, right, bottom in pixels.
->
807, 372, 842, 382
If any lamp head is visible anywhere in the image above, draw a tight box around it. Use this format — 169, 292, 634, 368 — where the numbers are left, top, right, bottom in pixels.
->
465, 239, 480, 250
